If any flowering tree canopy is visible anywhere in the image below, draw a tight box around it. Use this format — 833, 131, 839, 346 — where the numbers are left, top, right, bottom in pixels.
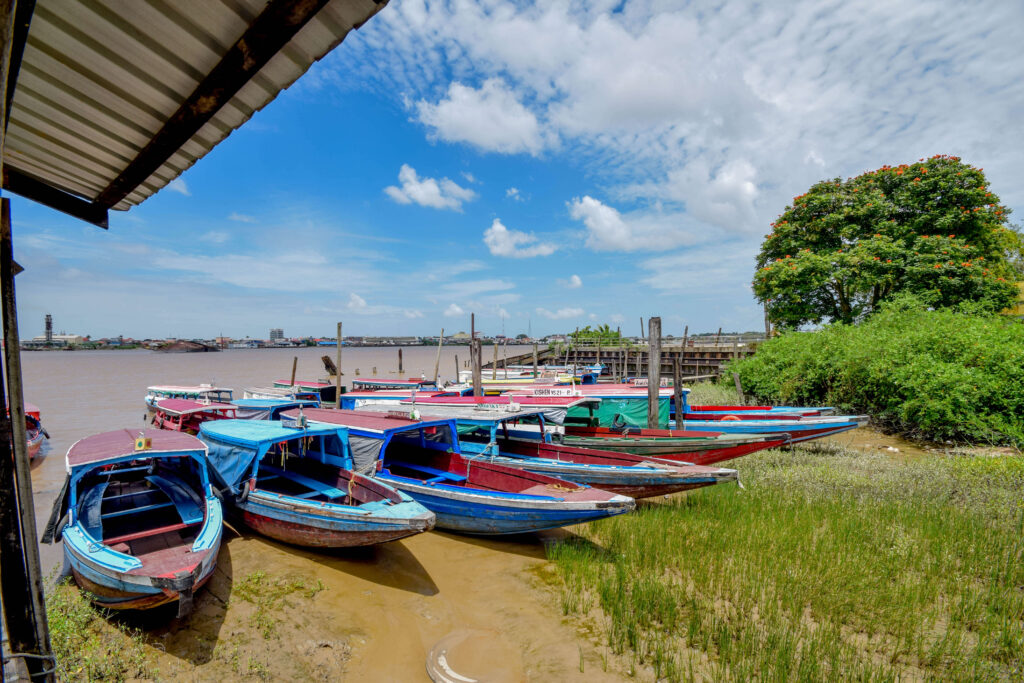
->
754, 155, 1022, 328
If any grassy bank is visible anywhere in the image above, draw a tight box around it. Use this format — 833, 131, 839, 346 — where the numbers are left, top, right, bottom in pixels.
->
548, 445, 1024, 681
727, 302, 1024, 446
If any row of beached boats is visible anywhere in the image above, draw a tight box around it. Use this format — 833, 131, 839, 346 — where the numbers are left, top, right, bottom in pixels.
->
44, 378, 865, 616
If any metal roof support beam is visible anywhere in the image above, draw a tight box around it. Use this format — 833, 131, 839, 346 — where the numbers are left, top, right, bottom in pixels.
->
2, 0, 32, 131
1, 167, 108, 227
95, 0, 332, 209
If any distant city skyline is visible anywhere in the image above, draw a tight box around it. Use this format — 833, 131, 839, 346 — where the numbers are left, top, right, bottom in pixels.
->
11, 1, 1023, 339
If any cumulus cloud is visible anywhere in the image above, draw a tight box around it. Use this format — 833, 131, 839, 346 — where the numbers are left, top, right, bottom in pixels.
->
348, 293, 367, 310
444, 303, 465, 317
558, 274, 582, 289
506, 187, 523, 201
483, 219, 557, 258
167, 178, 190, 196
199, 231, 229, 244
568, 196, 705, 251
416, 79, 547, 156
536, 306, 584, 320
228, 212, 256, 223
385, 164, 477, 211
403, 310, 424, 319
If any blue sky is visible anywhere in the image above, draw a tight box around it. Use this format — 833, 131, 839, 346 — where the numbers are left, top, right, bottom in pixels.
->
10, 0, 1024, 340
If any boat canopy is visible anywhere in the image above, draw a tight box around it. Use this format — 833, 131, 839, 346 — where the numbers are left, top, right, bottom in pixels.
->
155, 399, 236, 416
232, 398, 319, 420
198, 420, 347, 494
66, 429, 206, 471
280, 408, 461, 472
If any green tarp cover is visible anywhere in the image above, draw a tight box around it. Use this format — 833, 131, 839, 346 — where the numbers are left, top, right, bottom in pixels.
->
567, 397, 669, 428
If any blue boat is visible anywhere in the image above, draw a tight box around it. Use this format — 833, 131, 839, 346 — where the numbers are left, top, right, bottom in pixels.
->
232, 397, 320, 420
198, 420, 435, 548
282, 408, 636, 535
675, 415, 867, 443
43, 429, 222, 616
348, 403, 738, 499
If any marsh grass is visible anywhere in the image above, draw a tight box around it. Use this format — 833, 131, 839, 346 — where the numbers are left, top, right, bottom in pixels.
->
548, 445, 1024, 681
231, 570, 325, 639
46, 580, 153, 681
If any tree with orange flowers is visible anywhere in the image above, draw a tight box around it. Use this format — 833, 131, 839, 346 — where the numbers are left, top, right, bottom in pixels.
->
754, 155, 1022, 327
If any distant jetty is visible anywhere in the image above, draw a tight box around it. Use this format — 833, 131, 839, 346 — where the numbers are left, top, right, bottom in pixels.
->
156, 340, 220, 353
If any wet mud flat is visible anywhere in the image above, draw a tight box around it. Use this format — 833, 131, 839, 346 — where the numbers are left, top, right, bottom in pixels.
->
117, 523, 625, 681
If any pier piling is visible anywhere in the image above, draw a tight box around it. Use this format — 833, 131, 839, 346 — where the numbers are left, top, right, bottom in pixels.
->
647, 317, 661, 428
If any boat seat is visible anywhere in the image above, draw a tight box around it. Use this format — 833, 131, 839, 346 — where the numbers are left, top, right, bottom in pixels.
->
260, 464, 347, 500
390, 461, 466, 483
145, 475, 204, 524
79, 481, 110, 540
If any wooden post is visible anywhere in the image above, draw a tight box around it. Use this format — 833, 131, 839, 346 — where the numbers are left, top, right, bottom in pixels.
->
764, 302, 771, 338
715, 326, 722, 346
673, 357, 683, 427
335, 322, 342, 408
647, 317, 662, 428
502, 338, 507, 372
596, 338, 602, 373
290, 355, 297, 386
532, 343, 538, 377
623, 347, 629, 381
471, 339, 482, 397
682, 325, 689, 376
454, 354, 459, 384
639, 317, 644, 340
733, 372, 746, 405
0, 197, 54, 679
432, 328, 444, 385
398, 347, 403, 375
636, 347, 641, 378
492, 340, 498, 379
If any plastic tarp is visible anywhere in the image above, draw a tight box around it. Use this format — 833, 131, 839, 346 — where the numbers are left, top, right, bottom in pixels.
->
567, 397, 669, 428
349, 434, 382, 472
236, 406, 273, 420
204, 439, 265, 493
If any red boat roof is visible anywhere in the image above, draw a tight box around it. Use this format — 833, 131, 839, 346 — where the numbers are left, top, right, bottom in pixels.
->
23, 401, 40, 419
67, 429, 205, 468
155, 398, 236, 416
275, 379, 331, 388
402, 395, 594, 408
281, 407, 453, 433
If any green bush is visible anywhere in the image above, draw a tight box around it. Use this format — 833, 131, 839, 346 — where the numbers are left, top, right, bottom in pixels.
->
729, 300, 1024, 445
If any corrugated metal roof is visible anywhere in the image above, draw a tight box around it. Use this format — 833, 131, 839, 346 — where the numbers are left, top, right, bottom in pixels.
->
4, 0, 387, 212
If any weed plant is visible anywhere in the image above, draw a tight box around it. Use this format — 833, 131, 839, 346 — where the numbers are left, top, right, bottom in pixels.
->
549, 446, 1024, 681
46, 580, 152, 681
231, 570, 325, 639
728, 299, 1024, 445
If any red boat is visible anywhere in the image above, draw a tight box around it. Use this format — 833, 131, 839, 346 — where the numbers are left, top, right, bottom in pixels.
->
23, 401, 47, 459
151, 399, 237, 434
561, 425, 791, 466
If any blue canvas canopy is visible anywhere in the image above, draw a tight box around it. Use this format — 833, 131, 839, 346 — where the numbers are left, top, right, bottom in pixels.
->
232, 398, 319, 421
198, 420, 348, 494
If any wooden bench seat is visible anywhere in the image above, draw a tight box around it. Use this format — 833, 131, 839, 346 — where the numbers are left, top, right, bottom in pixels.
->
259, 464, 347, 500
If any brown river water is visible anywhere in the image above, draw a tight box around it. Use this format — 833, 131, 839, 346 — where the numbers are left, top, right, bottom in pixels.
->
23, 345, 631, 681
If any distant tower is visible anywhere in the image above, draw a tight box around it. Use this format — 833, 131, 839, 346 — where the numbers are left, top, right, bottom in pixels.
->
269, 328, 284, 342
45, 314, 53, 343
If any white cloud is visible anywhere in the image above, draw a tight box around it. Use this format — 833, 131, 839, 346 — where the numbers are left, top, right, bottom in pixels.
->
462, 172, 478, 184
384, 164, 477, 211
167, 178, 190, 196
348, 293, 367, 310
506, 187, 523, 201
483, 218, 557, 258
558, 274, 582, 289
444, 303, 465, 317
416, 79, 547, 156
569, 196, 707, 252
403, 310, 424, 319
536, 306, 584, 320
610, 314, 625, 324
228, 212, 256, 223
199, 231, 229, 244
588, 313, 598, 321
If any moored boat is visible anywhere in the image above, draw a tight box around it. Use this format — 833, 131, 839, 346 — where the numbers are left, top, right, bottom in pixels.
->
282, 408, 635, 535
43, 429, 223, 616
272, 379, 339, 407
198, 420, 435, 548
24, 401, 48, 459
145, 385, 233, 414
348, 404, 738, 499
232, 397, 319, 420
151, 399, 237, 434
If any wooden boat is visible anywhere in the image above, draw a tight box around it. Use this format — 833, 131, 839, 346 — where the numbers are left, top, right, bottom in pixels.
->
198, 420, 434, 548
347, 404, 737, 499
282, 408, 635, 535
232, 397, 319, 420
151, 399, 237, 434
664, 415, 867, 443
351, 377, 438, 391
43, 429, 222, 616
145, 385, 233, 414
24, 401, 48, 459
272, 379, 339, 407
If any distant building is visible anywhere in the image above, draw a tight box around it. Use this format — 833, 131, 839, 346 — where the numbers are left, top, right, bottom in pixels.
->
24, 333, 86, 348
269, 328, 284, 341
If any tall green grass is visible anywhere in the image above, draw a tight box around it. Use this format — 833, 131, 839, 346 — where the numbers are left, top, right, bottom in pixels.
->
549, 446, 1024, 681
728, 301, 1024, 445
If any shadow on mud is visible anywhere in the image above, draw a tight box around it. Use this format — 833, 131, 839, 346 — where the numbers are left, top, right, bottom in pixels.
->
109, 525, 237, 667
433, 526, 616, 562
297, 537, 440, 597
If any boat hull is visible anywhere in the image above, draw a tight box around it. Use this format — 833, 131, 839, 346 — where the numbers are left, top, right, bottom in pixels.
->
558, 430, 790, 465
378, 475, 634, 535
235, 492, 435, 548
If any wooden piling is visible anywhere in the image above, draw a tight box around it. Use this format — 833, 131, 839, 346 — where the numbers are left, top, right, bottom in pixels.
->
471, 339, 482, 397
398, 348, 403, 375
647, 317, 661, 428
335, 322, 342, 408
454, 354, 459, 384
290, 355, 297, 386
733, 372, 746, 405
432, 328, 444, 385
673, 356, 683, 426
532, 343, 538, 377
492, 341, 498, 380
